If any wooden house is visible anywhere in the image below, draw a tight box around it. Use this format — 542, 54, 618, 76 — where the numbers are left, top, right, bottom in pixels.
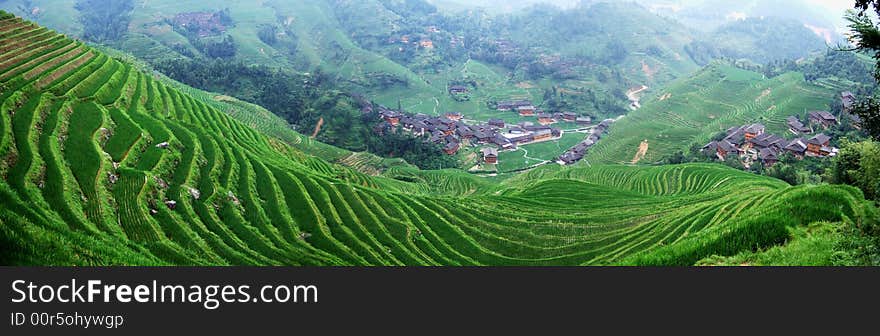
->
444, 141, 460, 155
517, 106, 536, 116
841, 91, 856, 112
806, 133, 831, 156
488, 119, 505, 128
808, 111, 838, 129
784, 138, 808, 158
448, 86, 468, 94
537, 113, 556, 125
481, 148, 499, 164
758, 148, 779, 167
744, 124, 765, 141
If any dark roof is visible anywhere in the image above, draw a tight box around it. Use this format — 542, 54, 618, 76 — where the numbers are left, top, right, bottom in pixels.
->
474, 130, 492, 139
702, 141, 718, 151
808, 133, 831, 145
724, 129, 746, 145
759, 148, 778, 161
751, 133, 785, 148
488, 118, 505, 125
717, 140, 738, 153
785, 138, 807, 153
524, 125, 551, 132
745, 123, 765, 134
809, 111, 837, 121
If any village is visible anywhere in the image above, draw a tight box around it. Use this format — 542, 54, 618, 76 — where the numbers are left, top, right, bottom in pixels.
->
701, 91, 861, 168
375, 98, 606, 168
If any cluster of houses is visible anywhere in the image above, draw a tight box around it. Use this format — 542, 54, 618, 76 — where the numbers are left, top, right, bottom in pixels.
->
376, 107, 570, 161
389, 26, 465, 51
173, 11, 228, 37
700, 89, 866, 168
702, 116, 839, 167
495, 100, 592, 126
557, 119, 615, 165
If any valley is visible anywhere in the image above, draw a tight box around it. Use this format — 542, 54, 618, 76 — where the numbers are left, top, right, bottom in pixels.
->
0, 0, 879, 267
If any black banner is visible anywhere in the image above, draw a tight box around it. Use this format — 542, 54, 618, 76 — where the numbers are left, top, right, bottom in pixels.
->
1, 267, 878, 334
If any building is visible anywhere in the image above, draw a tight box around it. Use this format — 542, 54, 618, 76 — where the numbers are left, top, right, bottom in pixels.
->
562, 112, 578, 122
481, 148, 499, 164
576, 116, 592, 126
444, 141, 460, 155
380, 110, 402, 126
784, 138, 808, 158
488, 119, 505, 128
448, 86, 468, 94
808, 111, 838, 129
744, 124, 765, 141
445, 112, 463, 121
496, 100, 532, 111
806, 133, 831, 157
420, 40, 434, 48
537, 113, 556, 125
841, 91, 856, 112
758, 148, 779, 167
510, 134, 534, 145
750, 133, 785, 150
533, 129, 553, 141
517, 106, 537, 116
786, 116, 812, 135
716, 140, 739, 161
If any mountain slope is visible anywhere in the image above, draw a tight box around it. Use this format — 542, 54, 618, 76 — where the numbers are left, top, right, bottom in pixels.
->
587, 63, 835, 164
0, 13, 874, 266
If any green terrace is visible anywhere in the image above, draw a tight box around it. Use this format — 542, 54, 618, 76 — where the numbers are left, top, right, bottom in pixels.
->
0, 13, 876, 266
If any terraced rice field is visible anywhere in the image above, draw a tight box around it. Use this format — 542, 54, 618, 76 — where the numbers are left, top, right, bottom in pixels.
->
588, 64, 835, 164
0, 14, 876, 266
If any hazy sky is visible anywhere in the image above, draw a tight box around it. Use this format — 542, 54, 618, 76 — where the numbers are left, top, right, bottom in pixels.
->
806, 0, 852, 19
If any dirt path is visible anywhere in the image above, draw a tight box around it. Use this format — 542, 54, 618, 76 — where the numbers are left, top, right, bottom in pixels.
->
627, 85, 649, 110
311, 117, 324, 138
632, 140, 649, 164
756, 89, 771, 102
642, 60, 657, 80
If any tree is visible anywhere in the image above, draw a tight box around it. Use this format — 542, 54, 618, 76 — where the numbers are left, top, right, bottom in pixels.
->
833, 140, 880, 201
845, 1, 880, 138
75, 0, 134, 42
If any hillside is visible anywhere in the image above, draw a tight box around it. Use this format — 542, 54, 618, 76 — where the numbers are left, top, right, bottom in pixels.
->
0, 1, 701, 119
0, 13, 876, 266
587, 63, 835, 164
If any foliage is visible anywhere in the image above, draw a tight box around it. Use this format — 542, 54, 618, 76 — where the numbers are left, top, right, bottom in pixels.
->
363, 124, 459, 170
686, 17, 827, 65
75, 0, 134, 43
833, 139, 880, 202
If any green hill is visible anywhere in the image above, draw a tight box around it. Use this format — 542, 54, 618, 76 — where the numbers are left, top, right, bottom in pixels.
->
0, 0, 702, 121
0, 13, 875, 266
587, 63, 835, 164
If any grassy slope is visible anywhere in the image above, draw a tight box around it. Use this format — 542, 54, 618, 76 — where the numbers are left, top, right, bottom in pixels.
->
587, 63, 835, 164
0, 13, 875, 266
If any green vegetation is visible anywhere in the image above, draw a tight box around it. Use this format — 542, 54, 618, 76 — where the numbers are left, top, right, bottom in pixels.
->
588, 63, 835, 164
0, 12, 877, 266
686, 17, 827, 65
